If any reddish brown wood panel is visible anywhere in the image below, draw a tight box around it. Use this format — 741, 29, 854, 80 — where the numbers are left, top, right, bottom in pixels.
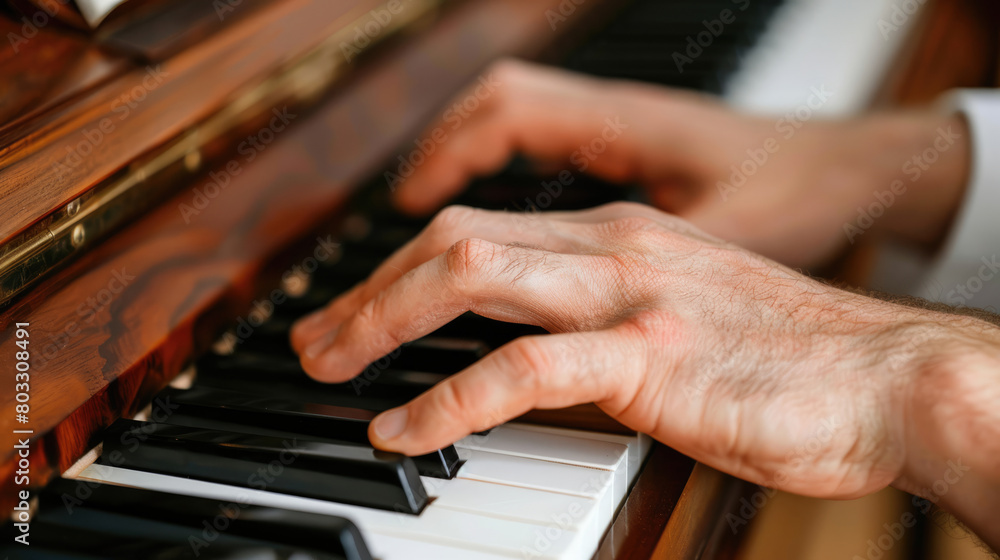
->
0, 0, 385, 247
874, 0, 999, 109
596, 445, 696, 559
0, 0, 613, 512
0, 17, 128, 128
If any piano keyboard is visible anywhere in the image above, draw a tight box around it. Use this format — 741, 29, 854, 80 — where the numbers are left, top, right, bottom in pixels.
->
3, 0, 924, 557
59, 190, 654, 559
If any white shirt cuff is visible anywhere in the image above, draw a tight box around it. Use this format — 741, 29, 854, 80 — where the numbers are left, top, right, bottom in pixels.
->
870, 89, 1000, 312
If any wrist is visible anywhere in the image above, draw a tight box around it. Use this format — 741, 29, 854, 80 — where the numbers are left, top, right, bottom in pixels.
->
851, 112, 971, 250
891, 314, 1000, 550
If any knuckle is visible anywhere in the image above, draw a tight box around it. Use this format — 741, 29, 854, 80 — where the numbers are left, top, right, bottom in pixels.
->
356, 292, 404, 349
430, 380, 477, 427
489, 58, 527, 94
490, 57, 523, 80
605, 216, 660, 240
597, 201, 650, 216
429, 205, 475, 235
621, 309, 683, 348
599, 252, 658, 309
444, 237, 501, 282
500, 336, 553, 387
595, 216, 668, 250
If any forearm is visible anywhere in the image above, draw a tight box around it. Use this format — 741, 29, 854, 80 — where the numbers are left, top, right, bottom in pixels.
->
856, 111, 971, 250
890, 310, 1000, 552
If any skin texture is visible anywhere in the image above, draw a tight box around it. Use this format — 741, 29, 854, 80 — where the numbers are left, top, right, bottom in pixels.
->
291, 60, 998, 550
391, 59, 971, 267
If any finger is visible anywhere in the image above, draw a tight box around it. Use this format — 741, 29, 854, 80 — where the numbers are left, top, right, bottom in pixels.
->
299, 239, 632, 382
393, 60, 641, 215
367, 329, 644, 456
290, 205, 585, 354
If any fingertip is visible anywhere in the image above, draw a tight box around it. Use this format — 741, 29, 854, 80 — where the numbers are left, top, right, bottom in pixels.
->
298, 340, 361, 384
289, 312, 326, 353
370, 407, 410, 449
302, 327, 338, 360
392, 182, 439, 217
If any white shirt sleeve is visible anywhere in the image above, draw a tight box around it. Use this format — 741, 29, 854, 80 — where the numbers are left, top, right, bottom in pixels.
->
869, 89, 1000, 312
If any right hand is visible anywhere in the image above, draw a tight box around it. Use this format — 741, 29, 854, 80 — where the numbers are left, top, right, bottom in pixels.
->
290, 201, 1000, 550
392, 59, 969, 268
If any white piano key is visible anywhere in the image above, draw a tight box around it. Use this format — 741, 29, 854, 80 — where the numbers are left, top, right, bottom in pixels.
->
456, 425, 627, 470
374, 534, 512, 560
77, 463, 589, 560
421, 476, 600, 534
456, 450, 615, 527
506, 423, 652, 485
456, 425, 628, 508
725, 0, 922, 116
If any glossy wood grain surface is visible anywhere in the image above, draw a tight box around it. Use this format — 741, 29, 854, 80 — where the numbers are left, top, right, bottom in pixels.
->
0, 17, 127, 128
596, 445, 695, 559
0, 0, 611, 514
0, 0, 386, 247
874, 0, 998, 108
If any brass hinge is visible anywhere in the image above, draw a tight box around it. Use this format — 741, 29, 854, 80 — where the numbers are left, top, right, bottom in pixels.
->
0, 0, 443, 308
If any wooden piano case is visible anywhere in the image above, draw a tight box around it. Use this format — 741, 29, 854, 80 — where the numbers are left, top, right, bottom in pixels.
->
24, 0, 992, 556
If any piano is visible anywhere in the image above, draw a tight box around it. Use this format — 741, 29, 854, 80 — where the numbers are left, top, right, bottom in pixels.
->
1, 0, 991, 558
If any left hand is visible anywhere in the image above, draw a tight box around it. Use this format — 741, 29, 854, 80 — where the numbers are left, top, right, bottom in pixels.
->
288, 202, 964, 500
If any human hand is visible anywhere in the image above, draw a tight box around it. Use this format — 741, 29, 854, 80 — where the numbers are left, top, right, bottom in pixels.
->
290, 202, 1000, 513
392, 59, 970, 268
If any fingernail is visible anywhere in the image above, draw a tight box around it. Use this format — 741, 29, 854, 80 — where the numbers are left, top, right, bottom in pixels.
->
373, 408, 408, 441
304, 328, 338, 359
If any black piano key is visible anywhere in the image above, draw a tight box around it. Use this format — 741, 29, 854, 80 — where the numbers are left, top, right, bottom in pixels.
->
562, 0, 786, 93
277, 284, 353, 317
158, 386, 461, 478
349, 224, 422, 254
198, 350, 445, 394
266, 250, 388, 320
312, 251, 386, 285
430, 313, 549, 349
208, 337, 483, 380
453, 171, 627, 212
23, 512, 344, 559
232, 316, 298, 354
392, 337, 489, 374
234, 311, 489, 374
195, 370, 416, 412
39, 478, 371, 560
101, 419, 428, 514
0, 550, 100, 559
193, 351, 495, 437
